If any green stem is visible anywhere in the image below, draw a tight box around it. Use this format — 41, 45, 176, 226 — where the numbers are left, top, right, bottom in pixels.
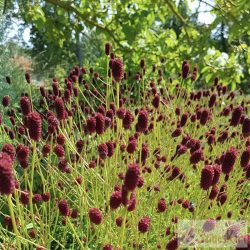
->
116, 81, 120, 109
106, 56, 109, 108
29, 141, 37, 225
7, 195, 21, 250
29, 84, 33, 110
120, 208, 128, 247
141, 69, 144, 104
67, 217, 85, 249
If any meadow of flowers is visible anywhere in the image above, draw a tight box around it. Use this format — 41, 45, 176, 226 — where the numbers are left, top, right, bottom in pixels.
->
0, 43, 249, 250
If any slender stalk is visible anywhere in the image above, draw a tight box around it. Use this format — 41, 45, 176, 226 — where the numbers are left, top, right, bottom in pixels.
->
116, 81, 120, 109
106, 56, 109, 108
29, 84, 33, 110
141, 68, 145, 104
120, 208, 128, 247
67, 217, 85, 249
7, 195, 21, 250
29, 141, 37, 225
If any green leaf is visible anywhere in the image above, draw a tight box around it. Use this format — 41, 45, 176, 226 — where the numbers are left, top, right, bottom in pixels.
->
26, 223, 34, 229
231, 82, 236, 90
201, 66, 210, 74
205, 73, 212, 83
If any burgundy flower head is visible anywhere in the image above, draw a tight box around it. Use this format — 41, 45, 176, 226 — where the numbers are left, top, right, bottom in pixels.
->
166, 237, 179, 250
109, 191, 122, 210
190, 149, 203, 164
172, 128, 182, 137
200, 165, 214, 190
209, 186, 219, 200
0, 152, 15, 195
122, 110, 133, 129
58, 199, 70, 216
28, 228, 36, 238
89, 160, 96, 169
175, 107, 181, 116
103, 244, 113, 250
76, 140, 84, 153
6, 76, 11, 84
208, 93, 217, 108
27, 112, 42, 141
200, 109, 210, 125
2, 144, 15, 162
58, 159, 68, 172
95, 113, 105, 134
86, 116, 96, 134
98, 143, 108, 159
54, 98, 65, 120
20, 96, 31, 116
230, 106, 243, 126
20, 190, 29, 205
54, 144, 65, 158
140, 59, 145, 69
180, 112, 188, 127
141, 144, 149, 163
218, 131, 228, 143
127, 140, 137, 154
20, 159, 29, 169
127, 192, 136, 211
2, 95, 10, 107
152, 94, 160, 108
115, 216, 123, 227
212, 164, 222, 186
242, 117, 250, 137
106, 141, 114, 157
124, 163, 140, 191
137, 110, 148, 132
52, 82, 59, 96
40, 86, 46, 97
17, 144, 29, 162
240, 147, 250, 168
157, 198, 167, 213
112, 58, 124, 81
217, 192, 227, 205
221, 147, 237, 174
191, 69, 198, 81
182, 61, 190, 79
89, 208, 102, 225
4, 216, 19, 230
25, 72, 31, 83
105, 42, 111, 56
117, 108, 126, 119
42, 144, 51, 157
70, 209, 78, 219
42, 192, 51, 202
32, 193, 42, 204
138, 216, 150, 233
56, 134, 65, 145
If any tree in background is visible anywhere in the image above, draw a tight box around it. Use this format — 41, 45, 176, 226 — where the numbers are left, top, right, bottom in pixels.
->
2, 0, 250, 90
0, 12, 30, 112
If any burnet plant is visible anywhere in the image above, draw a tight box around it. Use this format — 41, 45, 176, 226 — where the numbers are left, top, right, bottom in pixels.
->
0, 42, 249, 250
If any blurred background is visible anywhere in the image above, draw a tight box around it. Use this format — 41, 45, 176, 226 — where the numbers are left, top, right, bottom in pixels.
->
0, 0, 250, 99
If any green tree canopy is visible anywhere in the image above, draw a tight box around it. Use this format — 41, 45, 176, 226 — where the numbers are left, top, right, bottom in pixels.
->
3, 0, 250, 90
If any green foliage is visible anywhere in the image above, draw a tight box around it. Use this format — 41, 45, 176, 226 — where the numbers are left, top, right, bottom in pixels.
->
0, 16, 27, 107
3, 0, 250, 90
